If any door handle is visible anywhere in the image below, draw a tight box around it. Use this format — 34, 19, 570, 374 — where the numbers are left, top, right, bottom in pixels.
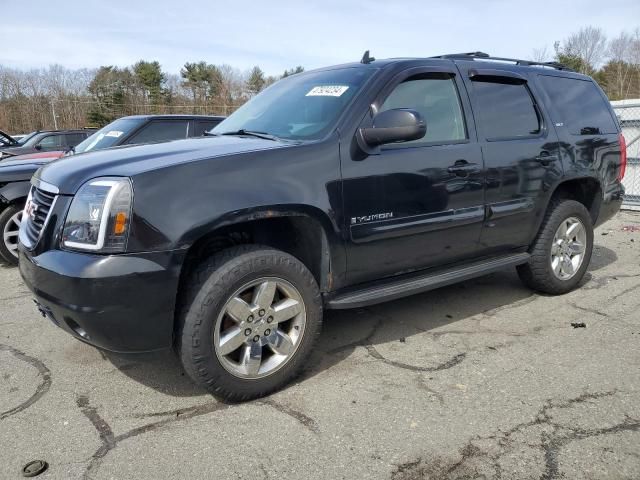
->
447, 160, 480, 177
534, 151, 559, 166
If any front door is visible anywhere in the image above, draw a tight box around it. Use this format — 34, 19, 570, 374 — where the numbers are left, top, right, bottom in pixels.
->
342, 66, 485, 285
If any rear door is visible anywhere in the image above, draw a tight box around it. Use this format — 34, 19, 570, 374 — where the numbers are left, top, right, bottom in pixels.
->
458, 64, 562, 254
342, 65, 485, 284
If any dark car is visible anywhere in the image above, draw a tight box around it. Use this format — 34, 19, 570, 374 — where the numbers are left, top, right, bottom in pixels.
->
18, 52, 625, 401
0, 129, 94, 160
0, 114, 224, 264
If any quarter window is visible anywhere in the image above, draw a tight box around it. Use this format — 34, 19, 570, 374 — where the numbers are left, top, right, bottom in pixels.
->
538, 75, 617, 135
472, 80, 541, 140
380, 74, 467, 145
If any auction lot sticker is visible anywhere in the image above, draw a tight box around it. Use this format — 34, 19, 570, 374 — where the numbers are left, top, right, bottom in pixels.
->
306, 85, 349, 97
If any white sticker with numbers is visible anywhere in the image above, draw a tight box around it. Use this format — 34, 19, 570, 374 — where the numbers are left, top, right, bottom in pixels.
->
306, 85, 349, 97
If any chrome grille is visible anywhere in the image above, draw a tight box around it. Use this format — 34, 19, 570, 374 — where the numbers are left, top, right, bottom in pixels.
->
23, 186, 56, 246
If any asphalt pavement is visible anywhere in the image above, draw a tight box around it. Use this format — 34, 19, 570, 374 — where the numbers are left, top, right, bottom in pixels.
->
1, 211, 639, 479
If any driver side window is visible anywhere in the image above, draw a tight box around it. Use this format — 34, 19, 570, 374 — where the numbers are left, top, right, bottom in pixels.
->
380, 74, 467, 146
37, 135, 63, 150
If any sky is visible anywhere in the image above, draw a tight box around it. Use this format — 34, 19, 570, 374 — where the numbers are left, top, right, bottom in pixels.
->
1, 0, 638, 76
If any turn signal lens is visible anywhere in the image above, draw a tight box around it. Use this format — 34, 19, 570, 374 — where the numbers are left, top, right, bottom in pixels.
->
114, 212, 127, 235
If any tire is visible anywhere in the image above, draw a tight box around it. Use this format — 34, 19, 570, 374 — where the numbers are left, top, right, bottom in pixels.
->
0, 204, 23, 266
517, 199, 593, 295
178, 245, 322, 401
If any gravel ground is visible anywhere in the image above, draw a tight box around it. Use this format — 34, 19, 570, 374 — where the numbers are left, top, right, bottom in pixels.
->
1, 211, 639, 480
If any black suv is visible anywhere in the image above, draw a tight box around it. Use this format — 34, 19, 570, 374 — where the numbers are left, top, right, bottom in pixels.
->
0, 114, 224, 265
19, 53, 625, 401
0, 129, 94, 159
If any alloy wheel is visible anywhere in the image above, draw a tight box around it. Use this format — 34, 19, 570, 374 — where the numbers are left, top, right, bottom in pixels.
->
2, 210, 22, 259
550, 216, 587, 280
213, 277, 306, 379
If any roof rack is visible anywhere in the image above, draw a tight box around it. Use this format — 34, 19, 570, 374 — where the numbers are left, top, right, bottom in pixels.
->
432, 52, 574, 72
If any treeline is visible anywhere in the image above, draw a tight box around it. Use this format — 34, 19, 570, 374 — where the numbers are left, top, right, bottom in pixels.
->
0, 62, 303, 133
1, 25, 639, 134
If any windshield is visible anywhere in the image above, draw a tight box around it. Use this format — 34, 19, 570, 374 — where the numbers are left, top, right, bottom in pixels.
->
212, 67, 376, 141
18, 132, 41, 146
74, 117, 145, 153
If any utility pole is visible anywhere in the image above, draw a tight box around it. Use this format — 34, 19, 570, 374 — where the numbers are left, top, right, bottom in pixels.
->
50, 100, 58, 130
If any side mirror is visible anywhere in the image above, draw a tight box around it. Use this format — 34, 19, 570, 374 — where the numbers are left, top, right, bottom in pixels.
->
34, 144, 42, 151
357, 108, 426, 153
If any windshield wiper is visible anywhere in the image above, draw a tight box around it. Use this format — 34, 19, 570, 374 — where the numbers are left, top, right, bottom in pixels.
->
218, 129, 279, 141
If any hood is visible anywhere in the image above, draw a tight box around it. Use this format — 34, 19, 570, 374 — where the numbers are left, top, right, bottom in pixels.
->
36, 135, 293, 194
6, 150, 65, 161
0, 155, 51, 183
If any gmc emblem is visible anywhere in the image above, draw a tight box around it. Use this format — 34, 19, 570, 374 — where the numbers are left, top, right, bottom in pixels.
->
25, 200, 38, 221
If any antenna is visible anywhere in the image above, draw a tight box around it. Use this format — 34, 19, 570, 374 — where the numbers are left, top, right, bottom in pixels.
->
361, 50, 375, 64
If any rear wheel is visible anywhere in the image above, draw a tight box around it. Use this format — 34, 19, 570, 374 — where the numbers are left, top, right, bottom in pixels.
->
517, 199, 593, 294
178, 245, 322, 401
0, 205, 23, 266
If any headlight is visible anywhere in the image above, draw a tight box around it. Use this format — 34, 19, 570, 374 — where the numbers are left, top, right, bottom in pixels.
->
62, 177, 133, 252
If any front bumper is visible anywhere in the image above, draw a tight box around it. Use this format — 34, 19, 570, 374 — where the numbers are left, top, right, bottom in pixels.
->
19, 248, 186, 353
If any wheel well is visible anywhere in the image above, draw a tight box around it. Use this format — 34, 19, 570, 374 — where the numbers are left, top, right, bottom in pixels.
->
177, 215, 332, 298
550, 178, 602, 223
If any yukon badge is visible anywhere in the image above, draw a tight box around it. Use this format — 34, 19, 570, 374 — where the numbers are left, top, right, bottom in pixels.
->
351, 212, 394, 225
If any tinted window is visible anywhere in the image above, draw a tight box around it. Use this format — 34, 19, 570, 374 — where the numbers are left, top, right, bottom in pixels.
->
37, 134, 64, 150
538, 75, 617, 135
125, 120, 189, 145
65, 133, 87, 147
472, 80, 540, 140
193, 120, 221, 137
380, 74, 466, 145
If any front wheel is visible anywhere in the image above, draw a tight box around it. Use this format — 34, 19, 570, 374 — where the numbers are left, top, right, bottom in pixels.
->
0, 204, 24, 266
517, 199, 594, 295
178, 245, 322, 401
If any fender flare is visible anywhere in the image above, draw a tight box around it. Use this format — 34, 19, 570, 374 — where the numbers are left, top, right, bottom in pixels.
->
179, 204, 346, 292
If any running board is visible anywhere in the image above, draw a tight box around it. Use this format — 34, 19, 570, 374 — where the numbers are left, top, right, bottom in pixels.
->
325, 253, 530, 310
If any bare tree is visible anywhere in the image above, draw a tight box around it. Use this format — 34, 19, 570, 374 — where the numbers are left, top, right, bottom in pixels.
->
561, 26, 608, 73
531, 46, 550, 63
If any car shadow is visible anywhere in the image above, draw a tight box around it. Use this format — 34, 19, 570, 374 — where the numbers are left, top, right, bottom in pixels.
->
103, 243, 618, 398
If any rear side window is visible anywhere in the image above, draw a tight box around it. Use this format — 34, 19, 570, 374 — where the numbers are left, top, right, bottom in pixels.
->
125, 120, 189, 145
192, 120, 221, 137
65, 133, 87, 147
380, 74, 467, 145
472, 80, 541, 140
538, 75, 617, 135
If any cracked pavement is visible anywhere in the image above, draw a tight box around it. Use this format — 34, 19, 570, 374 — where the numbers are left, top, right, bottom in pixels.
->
1, 211, 639, 479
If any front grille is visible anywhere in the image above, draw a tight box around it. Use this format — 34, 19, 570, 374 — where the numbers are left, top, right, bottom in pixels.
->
23, 187, 56, 246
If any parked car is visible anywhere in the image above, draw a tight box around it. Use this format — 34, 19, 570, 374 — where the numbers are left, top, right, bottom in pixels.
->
0, 129, 94, 160
18, 52, 625, 401
0, 130, 20, 149
0, 115, 224, 264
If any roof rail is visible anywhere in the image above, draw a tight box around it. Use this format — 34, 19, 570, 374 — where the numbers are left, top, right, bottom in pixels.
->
432, 52, 574, 72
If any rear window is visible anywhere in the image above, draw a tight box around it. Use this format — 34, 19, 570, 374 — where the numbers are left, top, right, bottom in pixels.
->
472, 80, 540, 140
538, 75, 617, 135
